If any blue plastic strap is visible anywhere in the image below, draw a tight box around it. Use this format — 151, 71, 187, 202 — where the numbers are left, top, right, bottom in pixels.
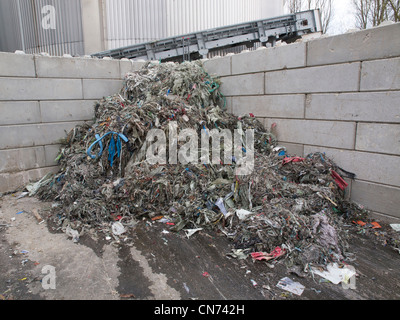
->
87, 132, 128, 163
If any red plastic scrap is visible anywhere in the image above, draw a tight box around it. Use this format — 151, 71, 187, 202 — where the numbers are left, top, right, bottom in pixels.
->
352, 220, 381, 229
330, 170, 348, 190
282, 156, 305, 165
251, 247, 286, 261
353, 220, 366, 227
251, 252, 269, 261
270, 247, 285, 258
371, 222, 382, 229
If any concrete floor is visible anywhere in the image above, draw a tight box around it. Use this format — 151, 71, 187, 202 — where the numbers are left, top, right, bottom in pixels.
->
1, 194, 400, 301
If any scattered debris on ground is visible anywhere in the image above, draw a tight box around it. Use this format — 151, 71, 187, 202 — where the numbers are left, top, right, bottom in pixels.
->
18, 60, 400, 282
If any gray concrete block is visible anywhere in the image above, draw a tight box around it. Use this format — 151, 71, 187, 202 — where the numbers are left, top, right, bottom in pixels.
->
120, 60, 147, 79
0, 52, 36, 77
223, 96, 233, 113
265, 62, 360, 94
40, 100, 96, 123
0, 147, 45, 173
307, 23, 400, 66
35, 56, 121, 79
232, 95, 305, 118
279, 142, 304, 157
202, 56, 231, 77
0, 122, 83, 149
232, 43, 306, 74
351, 180, 400, 219
82, 79, 123, 99
220, 73, 264, 96
44, 145, 62, 166
0, 166, 59, 193
0, 101, 41, 125
264, 119, 356, 149
356, 123, 400, 155
361, 57, 400, 91
303, 146, 400, 187
0, 78, 83, 100
306, 92, 400, 122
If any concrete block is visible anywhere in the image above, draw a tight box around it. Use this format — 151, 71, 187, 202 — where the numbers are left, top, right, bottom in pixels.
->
279, 142, 304, 157
44, 145, 61, 166
0, 52, 36, 77
232, 95, 305, 118
220, 73, 264, 96
35, 55, 121, 79
0, 78, 83, 100
307, 23, 400, 66
0, 147, 45, 173
306, 92, 400, 123
351, 180, 400, 219
264, 119, 356, 149
361, 57, 400, 91
0, 122, 83, 149
82, 79, 123, 99
265, 62, 360, 94
303, 146, 400, 187
356, 123, 400, 155
0, 101, 41, 125
232, 42, 306, 74
224, 96, 233, 113
40, 100, 96, 122
0, 166, 59, 193
120, 60, 147, 79
202, 56, 231, 77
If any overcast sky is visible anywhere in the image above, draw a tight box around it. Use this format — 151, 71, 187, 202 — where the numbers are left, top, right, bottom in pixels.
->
328, 0, 357, 35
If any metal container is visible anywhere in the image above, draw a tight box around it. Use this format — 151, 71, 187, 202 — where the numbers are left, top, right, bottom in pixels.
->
0, 0, 84, 56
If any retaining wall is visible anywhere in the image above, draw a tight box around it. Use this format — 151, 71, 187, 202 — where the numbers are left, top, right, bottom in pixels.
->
0, 22, 399, 221
203, 22, 400, 221
0, 53, 145, 192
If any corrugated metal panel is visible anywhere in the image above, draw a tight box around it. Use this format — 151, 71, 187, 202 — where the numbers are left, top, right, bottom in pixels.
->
0, 0, 23, 53
104, 0, 285, 50
0, 0, 84, 56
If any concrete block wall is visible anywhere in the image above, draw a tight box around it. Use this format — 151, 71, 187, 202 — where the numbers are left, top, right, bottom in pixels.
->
204, 22, 400, 221
0, 52, 145, 193
1, 23, 399, 222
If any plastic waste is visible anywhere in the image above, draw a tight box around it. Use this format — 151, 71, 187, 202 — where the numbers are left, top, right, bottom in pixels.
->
236, 209, 253, 220
184, 228, 203, 238
24, 59, 400, 274
226, 248, 249, 260
66, 225, 80, 242
276, 277, 305, 296
251, 247, 286, 261
390, 224, 400, 232
311, 263, 356, 285
215, 198, 228, 216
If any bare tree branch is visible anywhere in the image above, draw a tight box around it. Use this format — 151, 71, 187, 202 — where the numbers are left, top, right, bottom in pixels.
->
287, 0, 304, 13
387, 0, 400, 21
353, 0, 372, 29
354, 0, 398, 28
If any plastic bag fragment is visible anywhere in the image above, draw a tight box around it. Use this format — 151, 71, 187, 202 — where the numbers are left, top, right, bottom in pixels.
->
276, 277, 305, 296
112, 222, 126, 236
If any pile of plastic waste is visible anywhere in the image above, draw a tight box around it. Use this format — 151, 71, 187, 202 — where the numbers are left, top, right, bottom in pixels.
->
29, 60, 385, 269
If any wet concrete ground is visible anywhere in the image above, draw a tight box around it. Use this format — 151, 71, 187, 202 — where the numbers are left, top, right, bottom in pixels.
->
1, 194, 400, 301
